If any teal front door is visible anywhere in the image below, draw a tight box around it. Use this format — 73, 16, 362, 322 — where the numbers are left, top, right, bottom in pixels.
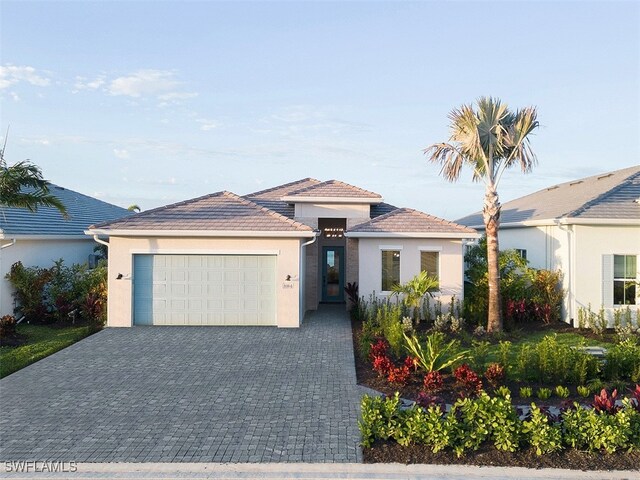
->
322, 246, 345, 302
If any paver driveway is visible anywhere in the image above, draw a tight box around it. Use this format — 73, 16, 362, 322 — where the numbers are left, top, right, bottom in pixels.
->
0, 306, 362, 462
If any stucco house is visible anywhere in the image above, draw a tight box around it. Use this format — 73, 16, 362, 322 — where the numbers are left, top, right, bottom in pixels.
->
456, 165, 640, 326
0, 185, 132, 316
86, 179, 478, 328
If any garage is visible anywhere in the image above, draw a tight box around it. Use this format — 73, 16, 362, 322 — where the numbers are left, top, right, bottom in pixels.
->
133, 254, 277, 326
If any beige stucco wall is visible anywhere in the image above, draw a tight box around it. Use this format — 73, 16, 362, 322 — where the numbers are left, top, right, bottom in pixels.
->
0, 238, 95, 316
357, 237, 465, 308
106, 236, 303, 328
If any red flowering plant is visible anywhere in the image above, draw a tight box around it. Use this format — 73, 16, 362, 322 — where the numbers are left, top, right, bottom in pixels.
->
387, 365, 411, 385
423, 371, 443, 393
484, 363, 505, 388
592, 388, 620, 414
454, 364, 483, 397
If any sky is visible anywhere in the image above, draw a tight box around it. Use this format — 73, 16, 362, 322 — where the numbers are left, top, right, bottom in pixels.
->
1, 0, 639, 220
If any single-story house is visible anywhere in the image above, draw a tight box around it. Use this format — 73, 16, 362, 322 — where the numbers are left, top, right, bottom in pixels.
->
0, 185, 133, 316
456, 165, 640, 326
86, 179, 478, 327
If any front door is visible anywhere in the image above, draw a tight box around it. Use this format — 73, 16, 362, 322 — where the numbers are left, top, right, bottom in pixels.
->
322, 246, 345, 302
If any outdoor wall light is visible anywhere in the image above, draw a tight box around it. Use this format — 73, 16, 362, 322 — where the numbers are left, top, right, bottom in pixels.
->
285, 275, 291, 281
116, 273, 123, 279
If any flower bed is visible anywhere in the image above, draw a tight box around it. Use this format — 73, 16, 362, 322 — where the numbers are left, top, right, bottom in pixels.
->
359, 390, 640, 468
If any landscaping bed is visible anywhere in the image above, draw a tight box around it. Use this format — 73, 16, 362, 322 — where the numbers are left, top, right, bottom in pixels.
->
350, 287, 640, 469
364, 440, 640, 470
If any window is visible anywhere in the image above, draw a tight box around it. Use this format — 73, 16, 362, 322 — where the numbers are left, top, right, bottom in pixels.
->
515, 249, 527, 260
381, 250, 400, 291
614, 255, 637, 305
420, 251, 439, 281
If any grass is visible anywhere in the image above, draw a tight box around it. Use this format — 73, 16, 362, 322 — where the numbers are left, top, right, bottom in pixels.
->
0, 324, 95, 378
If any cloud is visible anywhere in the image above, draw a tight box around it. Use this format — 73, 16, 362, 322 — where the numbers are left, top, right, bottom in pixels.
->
9, 92, 20, 101
113, 148, 130, 159
73, 75, 105, 92
157, 92, 198, 101
0, 65, 50, 89
108, 69, 180, 97
196, 118, 219, 131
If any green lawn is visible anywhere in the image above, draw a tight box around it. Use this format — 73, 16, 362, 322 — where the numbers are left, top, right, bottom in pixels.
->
0, 324, 95, 378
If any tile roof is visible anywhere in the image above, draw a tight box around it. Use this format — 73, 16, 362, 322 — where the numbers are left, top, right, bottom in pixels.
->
347, 207, 477, 236
0, 184, 132, 237
245, 178, 321, 199
91, 191, 313, 232
456, 165, 640, 227
284, 180, 382, 199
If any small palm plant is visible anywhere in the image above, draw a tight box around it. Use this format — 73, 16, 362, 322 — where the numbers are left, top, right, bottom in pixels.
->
404, 331, 468, 373
391, 271, 439, 322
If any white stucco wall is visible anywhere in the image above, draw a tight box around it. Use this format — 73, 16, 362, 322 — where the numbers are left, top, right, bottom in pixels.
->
106, 236, 303, 328
357, 237, 466, 309
0, 238, 95, 316
492, 224, 640, 325
294, 203, 370, 219
573, 225, 640, 324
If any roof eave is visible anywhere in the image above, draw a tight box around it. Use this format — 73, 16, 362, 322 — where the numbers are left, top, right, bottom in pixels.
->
85, 228, 316, 238
281, 196, 382, 204
469, 217, 640, 230
345, 231, 480, 239
0, 234, 91, 240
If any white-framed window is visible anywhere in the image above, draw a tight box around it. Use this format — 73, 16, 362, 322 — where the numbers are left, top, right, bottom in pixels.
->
381, 249, 400, 291
614, 254, 637, 305
420, 251, 439, 281
515, 249, 527, 260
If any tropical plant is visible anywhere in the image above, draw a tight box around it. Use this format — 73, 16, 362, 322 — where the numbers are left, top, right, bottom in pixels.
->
391, 271, 439, 319
425, 97, 539, 332
0, 140, 66, 215
404, 331, 468, 373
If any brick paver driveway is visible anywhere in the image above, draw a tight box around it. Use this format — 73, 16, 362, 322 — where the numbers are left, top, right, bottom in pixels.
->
0, 306, 362, 462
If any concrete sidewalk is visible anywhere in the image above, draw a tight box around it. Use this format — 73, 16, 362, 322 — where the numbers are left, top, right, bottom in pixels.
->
1, 463, 637, 480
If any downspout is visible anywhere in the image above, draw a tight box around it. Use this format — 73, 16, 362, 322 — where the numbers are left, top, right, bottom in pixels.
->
302, 232, 319, 248
555, 219, 575, 325
1, 239, 16, 249
299, 232, 320, 323
92, 235, 109, 248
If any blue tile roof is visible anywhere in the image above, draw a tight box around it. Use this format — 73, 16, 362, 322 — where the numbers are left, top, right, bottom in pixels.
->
0, 184, 133, 237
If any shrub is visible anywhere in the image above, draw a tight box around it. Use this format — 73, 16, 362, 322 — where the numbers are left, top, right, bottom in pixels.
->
423, 371, 443, 393
404, 331, 468, 373
603, 339, 640, 382
372, 355, 393, 377
485, 363, 506, 387
454, 364, 483, 397
519, 386, 532, 398
0, 315, 17, 339
377, 304, 405, 358
388, 365, 411, 385
577, 385, 590, 398
537, 388, 551, 400
415, 392, 445, 410
522, 404, 563, 455
6, 260, 107, 326
369, 339, 388, 361
494, 386, 511, 399
469, 340, 490, 372
555, 385, 570, 399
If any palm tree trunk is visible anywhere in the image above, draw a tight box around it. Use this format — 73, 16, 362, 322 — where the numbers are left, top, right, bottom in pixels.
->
483, 185, 503, 332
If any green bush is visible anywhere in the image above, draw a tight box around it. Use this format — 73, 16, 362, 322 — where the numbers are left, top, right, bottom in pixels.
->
6, 259, 107, 327
359, 392, 640, 455
603, 339, 640, 382
377, 303, 404, 358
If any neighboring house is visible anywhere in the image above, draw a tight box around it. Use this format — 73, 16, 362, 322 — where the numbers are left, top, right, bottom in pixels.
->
456, 165, 640, 326
86, 179, 478, 328
0, 185, 133, 317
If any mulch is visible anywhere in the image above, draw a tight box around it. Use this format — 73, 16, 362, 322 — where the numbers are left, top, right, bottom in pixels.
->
364, 440, 640, 470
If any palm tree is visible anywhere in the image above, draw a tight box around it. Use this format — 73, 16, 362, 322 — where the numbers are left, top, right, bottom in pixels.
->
391, 270, 439, 321
0, 142, 66, 215
424, 97, 539, 332
127, 204, 141, 212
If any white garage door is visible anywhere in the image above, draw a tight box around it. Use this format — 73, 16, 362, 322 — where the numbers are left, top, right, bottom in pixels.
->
133, 254, 277, 326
